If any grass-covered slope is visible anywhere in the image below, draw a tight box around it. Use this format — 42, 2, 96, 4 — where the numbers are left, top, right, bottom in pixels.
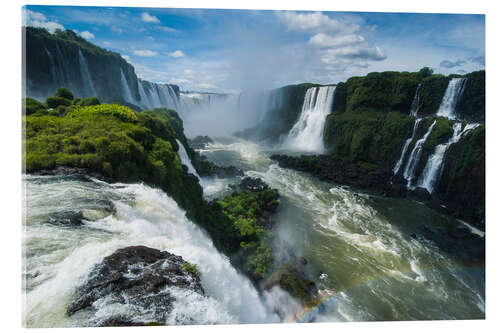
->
23, 98, 204, 222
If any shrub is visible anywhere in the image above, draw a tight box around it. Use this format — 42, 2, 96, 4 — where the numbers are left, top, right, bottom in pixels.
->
23, 97, 46, 115
46, 96, 71, 108
79, 97, 100, 106
55, 87, 74, 100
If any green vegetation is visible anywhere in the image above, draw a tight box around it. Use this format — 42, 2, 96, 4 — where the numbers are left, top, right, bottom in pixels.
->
23, 97, 46, 115
203, 189, 279, 280
324, 111, 414, 166
23, 90, 203, 222
456, 70, 485, 122
181, 262, 201, 279
422, 117, 454, 150
55, 87, 74, 100
46, 96, 71, 109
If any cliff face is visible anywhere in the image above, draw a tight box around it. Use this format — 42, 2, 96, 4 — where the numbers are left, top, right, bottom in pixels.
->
322, 69, 485, 226
23, 27, 180, 110
235, 83, 324, 143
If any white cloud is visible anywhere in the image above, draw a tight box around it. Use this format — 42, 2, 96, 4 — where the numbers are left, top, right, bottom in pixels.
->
168, 50, 185, 58
309, 33, 365, 48
141, 12, 160, 24
133, 50, 158, 57
80, 30, 95, 40
22, 9, 64, 33
122, 55, 131, 63
159, 26, 178, 33
276, 11, 360, 34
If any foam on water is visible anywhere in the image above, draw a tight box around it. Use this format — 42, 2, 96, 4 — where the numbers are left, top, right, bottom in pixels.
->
23, 176, 279, 327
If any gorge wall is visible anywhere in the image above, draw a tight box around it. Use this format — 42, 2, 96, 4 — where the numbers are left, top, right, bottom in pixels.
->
23, 27, 227, 113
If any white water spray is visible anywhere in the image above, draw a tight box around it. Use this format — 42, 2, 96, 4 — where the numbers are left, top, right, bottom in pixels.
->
120, 69, 135, 104
403, 120, 436, 189
410, 83, 422, 117
78, 49, 97, 97
176, 139, 200, 180
23, 175, 279, 326
284, 86, 336, 152
393, 118, 422, 174
436, 78, 467, 119
418, 123, 480, 193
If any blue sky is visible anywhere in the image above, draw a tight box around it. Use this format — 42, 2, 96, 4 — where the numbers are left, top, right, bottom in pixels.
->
23, 6, 485, 93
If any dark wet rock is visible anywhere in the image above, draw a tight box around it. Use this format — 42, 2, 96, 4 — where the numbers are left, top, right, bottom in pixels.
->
410, 187, 432, 202
270, 154, 403, 197
46, 210, 85, 226
67, 246, 203, 325
195, 158, 244, 178
188, 136, 214, 150
238, 177, 269, 192
34, 166, 114, 183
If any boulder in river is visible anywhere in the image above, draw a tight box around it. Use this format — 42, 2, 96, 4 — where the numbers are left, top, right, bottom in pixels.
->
67, 246, 203, 325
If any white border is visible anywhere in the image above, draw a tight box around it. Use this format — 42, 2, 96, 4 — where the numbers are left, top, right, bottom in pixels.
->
2, 1, 498, 333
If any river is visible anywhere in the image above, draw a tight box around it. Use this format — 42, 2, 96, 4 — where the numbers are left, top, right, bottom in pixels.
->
22, 137, 485, 327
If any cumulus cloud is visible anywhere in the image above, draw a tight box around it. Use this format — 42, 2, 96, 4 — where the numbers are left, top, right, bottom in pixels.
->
468, 55, 485, 66
309, 33, 365, 48
275, 11, 386, 77
79, 30, 95, 40
440, 59, 466, 68
141, 12, 160, 23
168, 50, 185, 58
22, 9, 64, 32
133, 50, 158, 57
276, 11, 360, 34
122, 55, 132, 63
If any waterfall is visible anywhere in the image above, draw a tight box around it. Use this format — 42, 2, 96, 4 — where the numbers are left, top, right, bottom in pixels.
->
410, 83, 422, 117
120, 68, 135, 104
393, 118, 422, 174
176, 139, 200, 180
78, 49, 97, 97
403, 120, 436, 189
284, 86, 336, 152
137, 80, 153, 110
436, 78, 467, 119
44, 48, 59, 83
418, 122, 480, 193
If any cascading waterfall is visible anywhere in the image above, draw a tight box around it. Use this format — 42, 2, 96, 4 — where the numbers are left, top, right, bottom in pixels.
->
44, 48, 59, 84
393, 118, 422, 174
284, 86, 336, 152
137, 80, 181, 111
120, 68, 135, 104
78, 49, 97, 97
436, 78, 467, 119
418, 123, 480, 193
176, 139, 200, 180
403, 120, 436, 189
410, 83, 422, 117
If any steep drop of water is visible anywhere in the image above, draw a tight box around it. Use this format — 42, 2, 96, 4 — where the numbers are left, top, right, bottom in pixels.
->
119, 69, 135, 104
284, 86, 336, 152
23, 175, 279, 327
403, 120, 436, 189
393, 118, 422, 174
418, 123, 480, 193
436, 78, 467, 119
78, 49, 97, 97
176, 139, 200, 180
410, 83, 422, 117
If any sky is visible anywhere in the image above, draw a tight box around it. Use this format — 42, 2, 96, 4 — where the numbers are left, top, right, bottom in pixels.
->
23, 5, 485, 93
